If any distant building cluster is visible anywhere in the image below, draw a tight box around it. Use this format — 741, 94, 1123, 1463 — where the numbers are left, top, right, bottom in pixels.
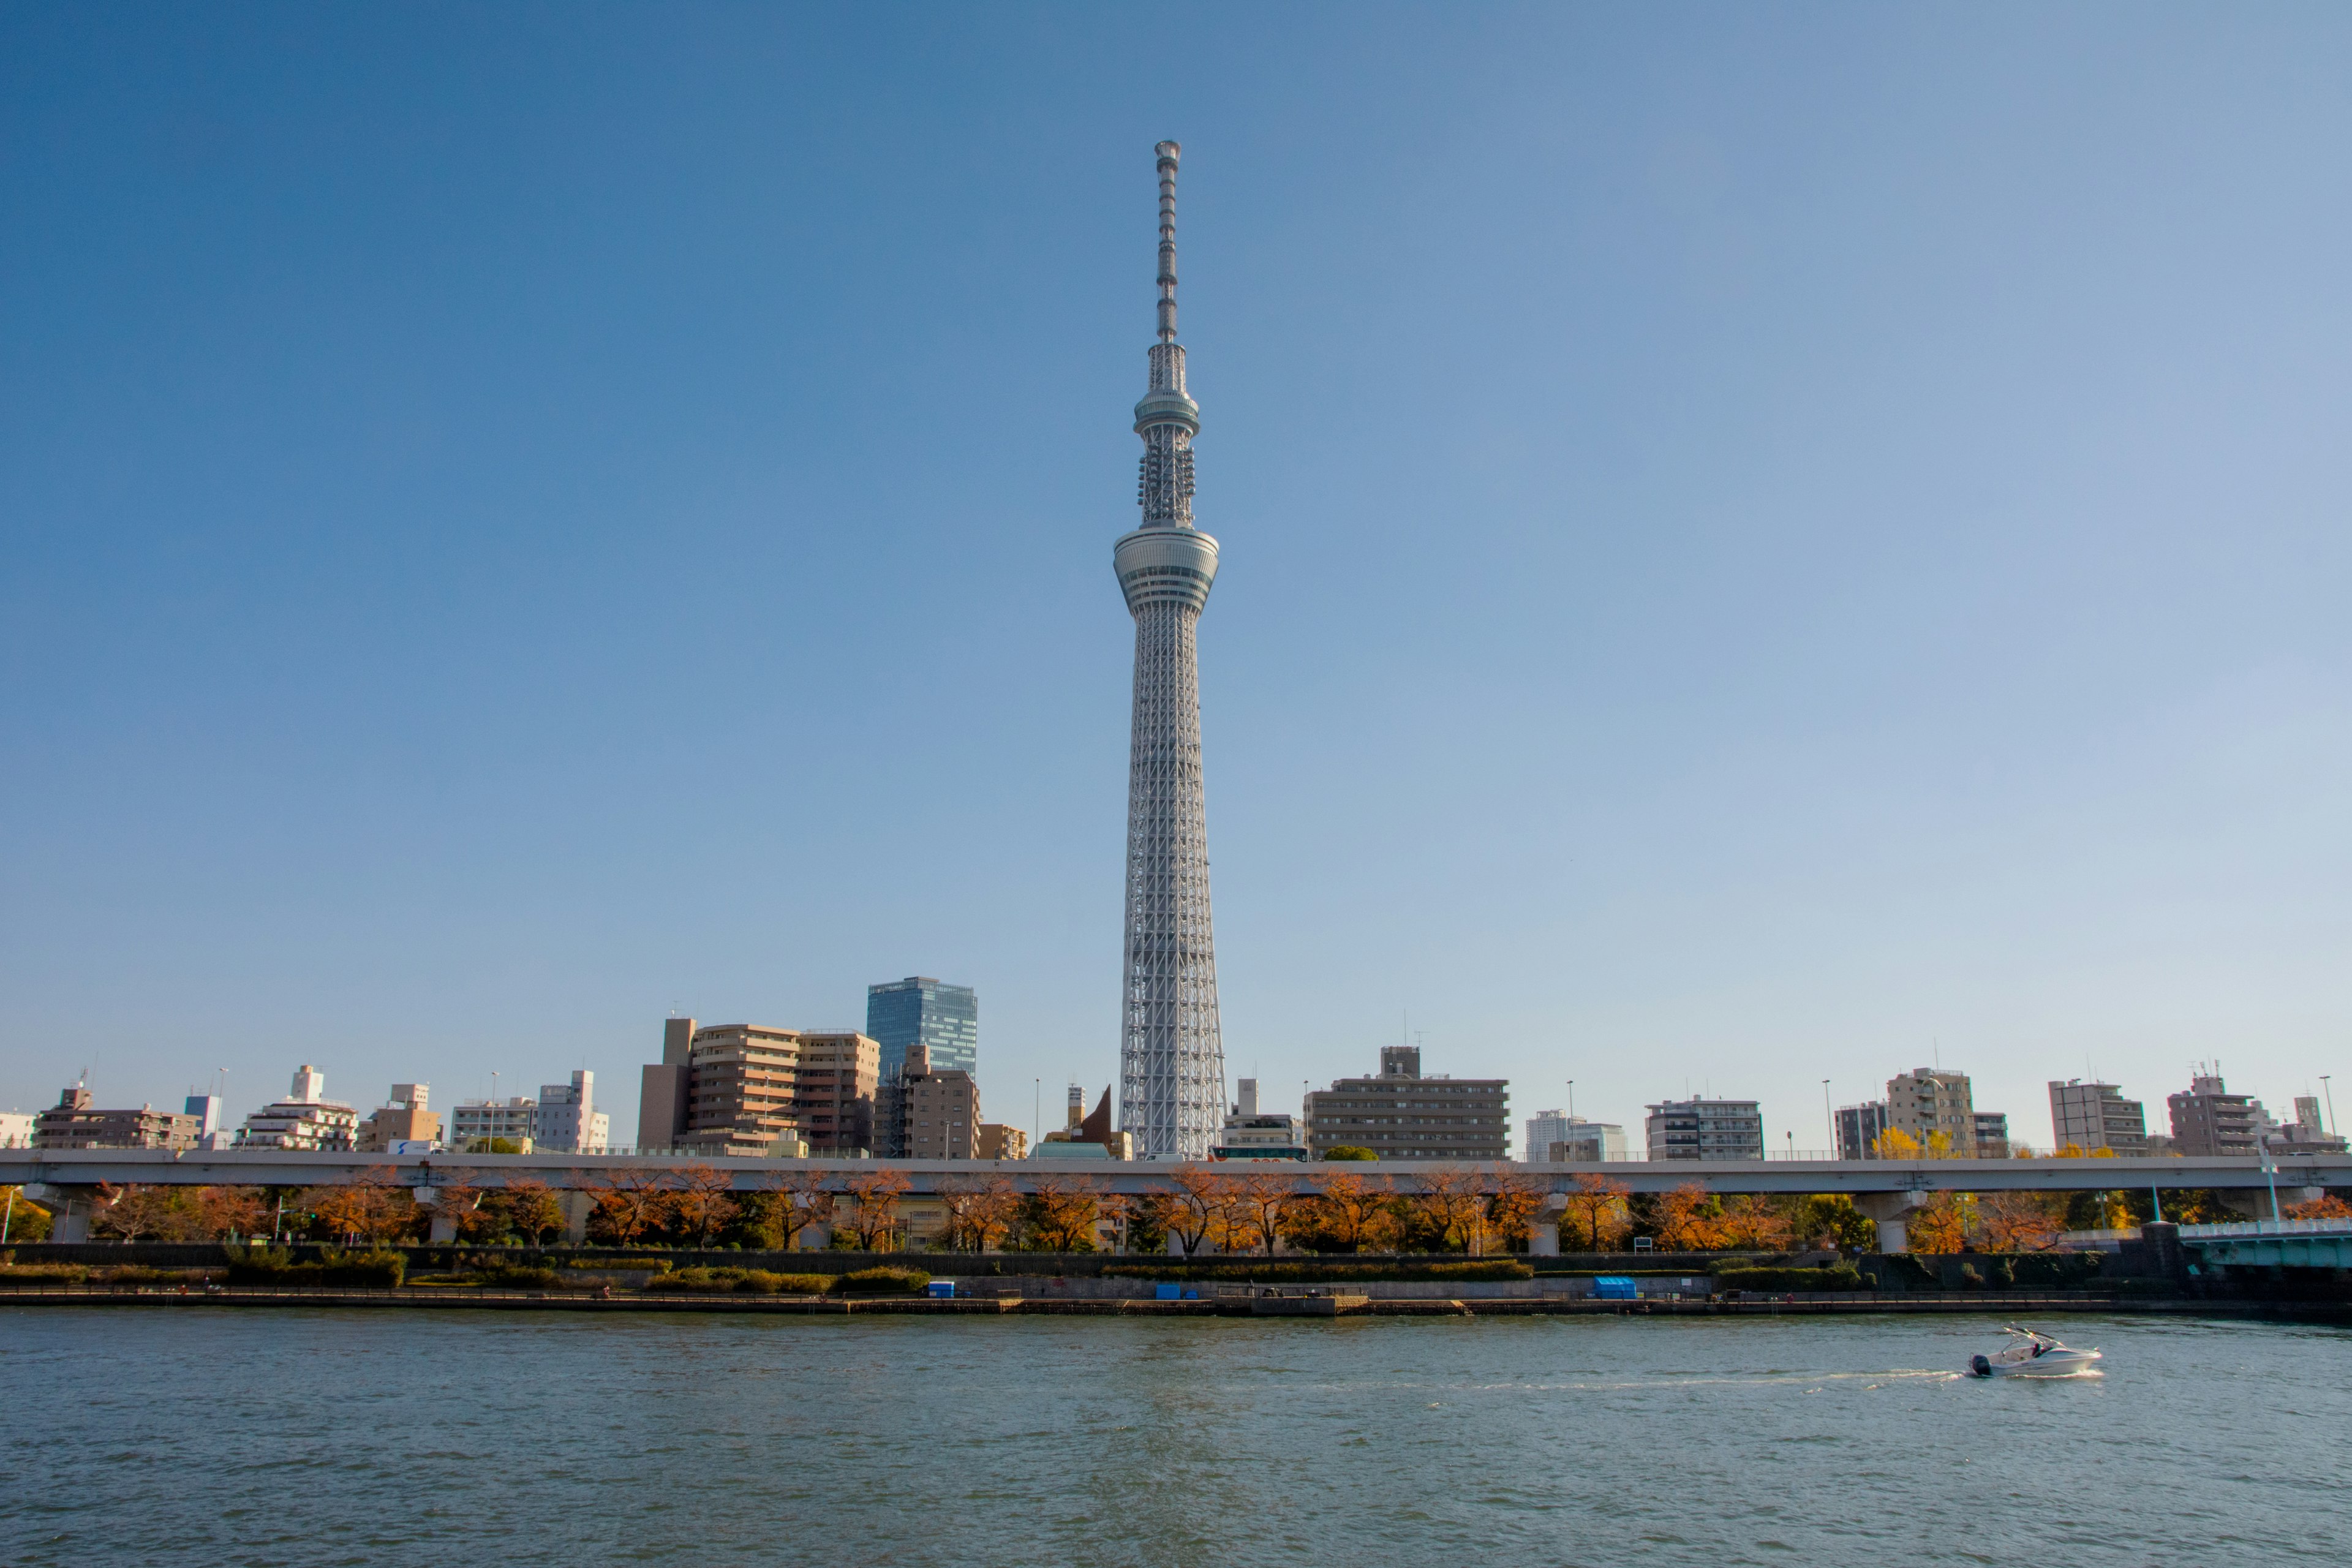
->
15, 986, 2341, 1168
1833, 1070, 2008, 1159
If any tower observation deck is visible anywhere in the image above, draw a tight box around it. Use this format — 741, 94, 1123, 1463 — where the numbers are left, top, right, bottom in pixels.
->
1114, 140, 1226, 1159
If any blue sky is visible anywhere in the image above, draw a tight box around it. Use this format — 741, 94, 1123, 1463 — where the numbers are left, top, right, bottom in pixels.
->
5, 6, 2348, 1151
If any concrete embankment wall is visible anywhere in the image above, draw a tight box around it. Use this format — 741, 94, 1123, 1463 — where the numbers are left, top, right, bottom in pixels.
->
6, 1242, 1796, 1275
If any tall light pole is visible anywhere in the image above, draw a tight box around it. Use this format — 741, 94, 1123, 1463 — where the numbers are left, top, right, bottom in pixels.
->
1822, 1080, 1834, 1158
2323, 1076, 2337, 1137
1566, 1080, 1574, 1121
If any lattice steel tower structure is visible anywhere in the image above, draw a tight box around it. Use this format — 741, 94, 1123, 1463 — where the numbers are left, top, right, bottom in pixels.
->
1114, 140, 1226, 1159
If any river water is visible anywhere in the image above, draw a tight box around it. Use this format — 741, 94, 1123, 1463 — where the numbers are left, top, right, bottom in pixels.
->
3, 1308, 2343, 1566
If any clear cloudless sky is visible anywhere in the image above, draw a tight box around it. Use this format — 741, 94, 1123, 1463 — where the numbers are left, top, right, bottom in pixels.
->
5, 6, 2349, 1152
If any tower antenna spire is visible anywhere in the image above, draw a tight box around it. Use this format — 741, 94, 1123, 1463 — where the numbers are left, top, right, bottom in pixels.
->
1155, 140, 1181, 344
1114, 140, 1225, 1159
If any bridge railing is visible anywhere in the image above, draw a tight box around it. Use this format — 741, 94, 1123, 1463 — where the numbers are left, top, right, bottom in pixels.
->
2176, 1217, 2351, 1240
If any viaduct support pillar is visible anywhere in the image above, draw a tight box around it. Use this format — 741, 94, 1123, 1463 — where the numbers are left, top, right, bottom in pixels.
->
1853, 1190, 1926, 1256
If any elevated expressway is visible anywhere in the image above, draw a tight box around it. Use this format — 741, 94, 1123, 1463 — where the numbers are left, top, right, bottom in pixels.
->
8, 1149, 2342, 1251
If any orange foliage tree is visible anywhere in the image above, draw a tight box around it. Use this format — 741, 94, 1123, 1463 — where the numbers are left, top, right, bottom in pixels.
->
307, 1169, 420, 1245
1163, 1167, 1236, 1256
669, 1165, 741, 1248
2285, 1194, 2352, 1220
1651, 1183, 1724, 1252
583, 1169, 674, 1246
1974, 1190, 2067, 1253
842, 1168, 911, 1251
1025, 1177, 1102, 1251
1481, 1167, 1549, 1253
755, 1168, 838, 1251
502, 1178, 566, 1246
1411, 1167, 1490, 1253
1713, 1195, 1795, 1251
1226, 1174, 1297, 1256
935, 1175, 1019, 1253
198, 1186, 270, 1241
1905, 1192, 1974, 1254
1564, 1174, 1631, 1252
1306, 1171, 1396, 1253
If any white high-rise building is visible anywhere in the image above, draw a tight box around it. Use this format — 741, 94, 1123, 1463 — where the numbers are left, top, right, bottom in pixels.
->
236, 1065, 359, 1151
1115, 141, 1227, 1159
533, 1069, 609, 1154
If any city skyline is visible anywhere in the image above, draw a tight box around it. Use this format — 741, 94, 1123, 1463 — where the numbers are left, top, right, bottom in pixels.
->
4, 10, 2348, 1155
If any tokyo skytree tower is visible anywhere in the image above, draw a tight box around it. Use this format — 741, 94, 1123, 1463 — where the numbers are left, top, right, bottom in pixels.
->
1115, 140, 1226, 1159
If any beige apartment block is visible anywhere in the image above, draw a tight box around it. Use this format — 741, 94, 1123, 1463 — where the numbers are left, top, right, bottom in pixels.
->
976, 1123, 1028, 1161
1886, 1069, 1977, 1156
682, 1024, 879, 1157
794, 1031, 880, 1155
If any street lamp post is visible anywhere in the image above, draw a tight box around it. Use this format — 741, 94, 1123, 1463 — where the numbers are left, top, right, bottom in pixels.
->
2323, 1076, 2337, 1137
1822, 1080, 1833, 1158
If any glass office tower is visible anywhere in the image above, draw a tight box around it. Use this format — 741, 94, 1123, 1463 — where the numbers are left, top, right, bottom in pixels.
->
865, 976, 979, 1080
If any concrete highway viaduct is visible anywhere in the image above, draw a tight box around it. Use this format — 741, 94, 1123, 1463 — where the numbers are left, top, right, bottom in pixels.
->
9, 1149, 2344, 1254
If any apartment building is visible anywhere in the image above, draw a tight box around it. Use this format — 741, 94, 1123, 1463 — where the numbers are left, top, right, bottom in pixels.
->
636, 1019, 878, 1158
895, 1044, 979, 1160
235, 1066, 361, 1152
1973, 1110, 2011, 1159
1836, 1101, 1891, 1160
2048, 1079, 2149, 1155
2168, 1071, 2261, 1157
1303, 1047, 1509, 1161
1885, 1069, 1978, 1156
34, 1084, 201, 1150
1643, 1098, 1765, 1161
532, 1071, 608, 1155
976, 1124, 1028, 1160
356, 1084, 440, 1153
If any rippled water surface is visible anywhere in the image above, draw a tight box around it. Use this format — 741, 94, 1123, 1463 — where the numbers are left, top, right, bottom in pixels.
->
4, 1308, 2344, 1566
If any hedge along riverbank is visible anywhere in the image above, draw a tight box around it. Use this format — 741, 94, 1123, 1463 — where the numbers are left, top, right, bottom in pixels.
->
1102, 1259, 1534, 1283
223, 1244, 405, 1287
1713, 1264, 1866, 1292
643, 1265, 932, 1297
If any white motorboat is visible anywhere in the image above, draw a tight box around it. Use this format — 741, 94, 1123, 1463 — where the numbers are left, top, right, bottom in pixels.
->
1969, 1326, 2103, 1378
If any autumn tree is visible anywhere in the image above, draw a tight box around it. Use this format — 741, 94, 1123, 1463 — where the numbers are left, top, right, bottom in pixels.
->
967, 1177, 1022, 1253
1023, 1177, 1102, 1253
842, 1168, 911, 1251
1306, 1171, 1395, 1254
1974, 1190, 2067, 1253
1713, 1194, 1795, 1252
1650, 1183, 1724, 1252
92, 1184, 187, 1242
308, 1169, 419, 1245
502, 1178, 566, 1246
1411, 1167, 1490, 1254
752, 1168, 837, 1251
669, 1165, 741, 1248
1163, 1167, 1236, 1256
0, 1187, 54, 1243
198, 1186, 269, 1242
1564, 1173, 1631, 1252
1905, 1192, 1974, 1254
2286, 1194, 2352, 1220
932, 1176, 995, 1253
582, 1169, 674, 1246
1227, 1173, 1297, 1256
1481, 1167, 1549, 1254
